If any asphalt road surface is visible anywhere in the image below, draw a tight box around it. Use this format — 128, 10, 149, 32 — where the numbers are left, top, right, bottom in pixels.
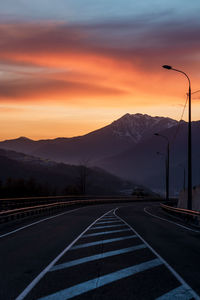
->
1, 202, 200, 300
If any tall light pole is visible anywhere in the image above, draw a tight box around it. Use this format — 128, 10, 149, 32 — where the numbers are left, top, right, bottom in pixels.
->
177, 164, 186, 192
162, 65, 192, 210
156, 151, 168, 200
155, 133, 170, 201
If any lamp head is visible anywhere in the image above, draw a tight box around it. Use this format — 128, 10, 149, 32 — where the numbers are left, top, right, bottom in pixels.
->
162, 65, 172, 70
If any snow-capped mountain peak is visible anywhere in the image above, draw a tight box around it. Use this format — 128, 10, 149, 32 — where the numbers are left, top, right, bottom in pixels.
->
111, 113, 178, 143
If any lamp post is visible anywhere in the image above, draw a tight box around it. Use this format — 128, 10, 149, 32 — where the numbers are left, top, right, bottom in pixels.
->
182, 166, 186, 191
156, 151, 167, 199
177, 164, 186, 192
162, 65, 192, 210
155, 134, 170, 201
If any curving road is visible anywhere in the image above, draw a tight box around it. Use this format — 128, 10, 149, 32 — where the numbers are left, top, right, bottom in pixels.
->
1, 202, 200, 299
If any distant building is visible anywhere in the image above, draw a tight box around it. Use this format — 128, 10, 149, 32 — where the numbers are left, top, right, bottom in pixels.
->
132, 187, 147, 197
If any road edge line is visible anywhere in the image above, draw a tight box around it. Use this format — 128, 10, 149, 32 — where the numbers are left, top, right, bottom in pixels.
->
0, 206, 86, 239
15, 208, 116, 300
144, 206, 200, 233
114, 208, 200, 300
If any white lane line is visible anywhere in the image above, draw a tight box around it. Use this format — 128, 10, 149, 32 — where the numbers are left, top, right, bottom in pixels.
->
101, 217, 117, 220
38, 258, 162, 300
144, 207, 200, 233
99, 219, 118, 221
71, 235, 137, 250
114, 209, 200, 300
50, 244, 147, 272
156, 285, 194, 299
95, 220, 122, 224
15, 208, 116, 300
91, 224, 126, 229
83, 228, 130, 237
0, 206, 87, 239
101, 216, 116, 218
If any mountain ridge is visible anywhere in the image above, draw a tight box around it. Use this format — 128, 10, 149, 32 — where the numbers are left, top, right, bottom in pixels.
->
0, 113, 199, 194
1, 113, 179, 143
0, 113, 179, 166
0, 148, 136, 196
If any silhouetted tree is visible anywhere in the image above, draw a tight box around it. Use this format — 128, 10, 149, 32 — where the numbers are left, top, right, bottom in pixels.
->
0, 177, 53, 198
77, 158, 91, 195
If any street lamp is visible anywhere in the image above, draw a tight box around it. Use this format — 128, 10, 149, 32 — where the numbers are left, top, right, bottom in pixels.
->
178, 164, 186, 191
155, 133, 170, 201
162, 65, 192, 210
156, 151, 167, 199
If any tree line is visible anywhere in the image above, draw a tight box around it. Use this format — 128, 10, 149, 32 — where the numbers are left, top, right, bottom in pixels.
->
0, 177, 55, 198
0, 171, 88, 199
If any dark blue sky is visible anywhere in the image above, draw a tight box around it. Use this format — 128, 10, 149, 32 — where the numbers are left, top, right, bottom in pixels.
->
1, 1, 199, 23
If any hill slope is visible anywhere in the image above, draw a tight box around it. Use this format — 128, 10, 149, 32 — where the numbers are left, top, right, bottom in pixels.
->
1, 113, 199, 195
98, 121, 200, 195
0, 113, 178, 165
0, 149, 135, 196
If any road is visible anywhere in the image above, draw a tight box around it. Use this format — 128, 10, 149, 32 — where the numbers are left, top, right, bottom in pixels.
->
1, 202, 200, 299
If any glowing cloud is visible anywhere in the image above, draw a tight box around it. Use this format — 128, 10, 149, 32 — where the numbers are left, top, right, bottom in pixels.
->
0, 15, 200, 139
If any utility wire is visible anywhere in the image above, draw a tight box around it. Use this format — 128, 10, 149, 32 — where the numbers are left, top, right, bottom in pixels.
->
170, 93, 188, 197
170, 89, 199, 196
171, 93, 188, 145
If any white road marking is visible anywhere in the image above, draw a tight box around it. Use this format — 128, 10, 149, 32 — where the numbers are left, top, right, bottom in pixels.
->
114, 208, 200, 300
100, 217, 117, 220
15, 208, 116, 300
96, 220, 122, 224
0, 206, 86, 239
50, 244, 147, 271
144, 207, 200, 233
38, 259, 162, 300
156, 285, 194, 299
101, 216, 116, 218
83, 228, 130, 237
15, 205, 199, 300
91, 224, 126, 229
71, 235, 137, 250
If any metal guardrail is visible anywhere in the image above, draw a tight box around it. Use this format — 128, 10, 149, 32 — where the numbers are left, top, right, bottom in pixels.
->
0, 195, 160, 224
0, 197, 138, 223
0, 195, 91, 211
0, 201, 70, 223
160, 203, 200, 226
0, 195, 136, 211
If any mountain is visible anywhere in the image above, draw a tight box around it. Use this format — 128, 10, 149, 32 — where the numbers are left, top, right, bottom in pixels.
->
0, 113, 178, 165
1, 113, 198, 195
111, 113, 177, 143
0, 148, 135, 196
98, 121, 200, 195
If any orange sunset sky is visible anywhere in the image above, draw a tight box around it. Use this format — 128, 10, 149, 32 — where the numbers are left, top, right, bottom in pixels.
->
0, 1, 200, 140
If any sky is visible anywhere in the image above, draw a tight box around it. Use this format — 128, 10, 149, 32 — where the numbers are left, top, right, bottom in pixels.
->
0, 1, 200, 140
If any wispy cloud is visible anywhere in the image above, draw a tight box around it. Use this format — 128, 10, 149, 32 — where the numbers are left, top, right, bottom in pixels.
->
0, 77, 127, 102
0, 18, 200, 107
1, 18, 200, 68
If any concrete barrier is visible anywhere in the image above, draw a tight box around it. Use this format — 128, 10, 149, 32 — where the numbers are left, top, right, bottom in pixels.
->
178, 186, 200, 211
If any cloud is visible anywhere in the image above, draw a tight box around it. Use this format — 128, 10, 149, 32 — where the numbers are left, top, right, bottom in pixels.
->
0, 18, 199, 74
0, 18, 200, 105
0, 77, 127, 102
